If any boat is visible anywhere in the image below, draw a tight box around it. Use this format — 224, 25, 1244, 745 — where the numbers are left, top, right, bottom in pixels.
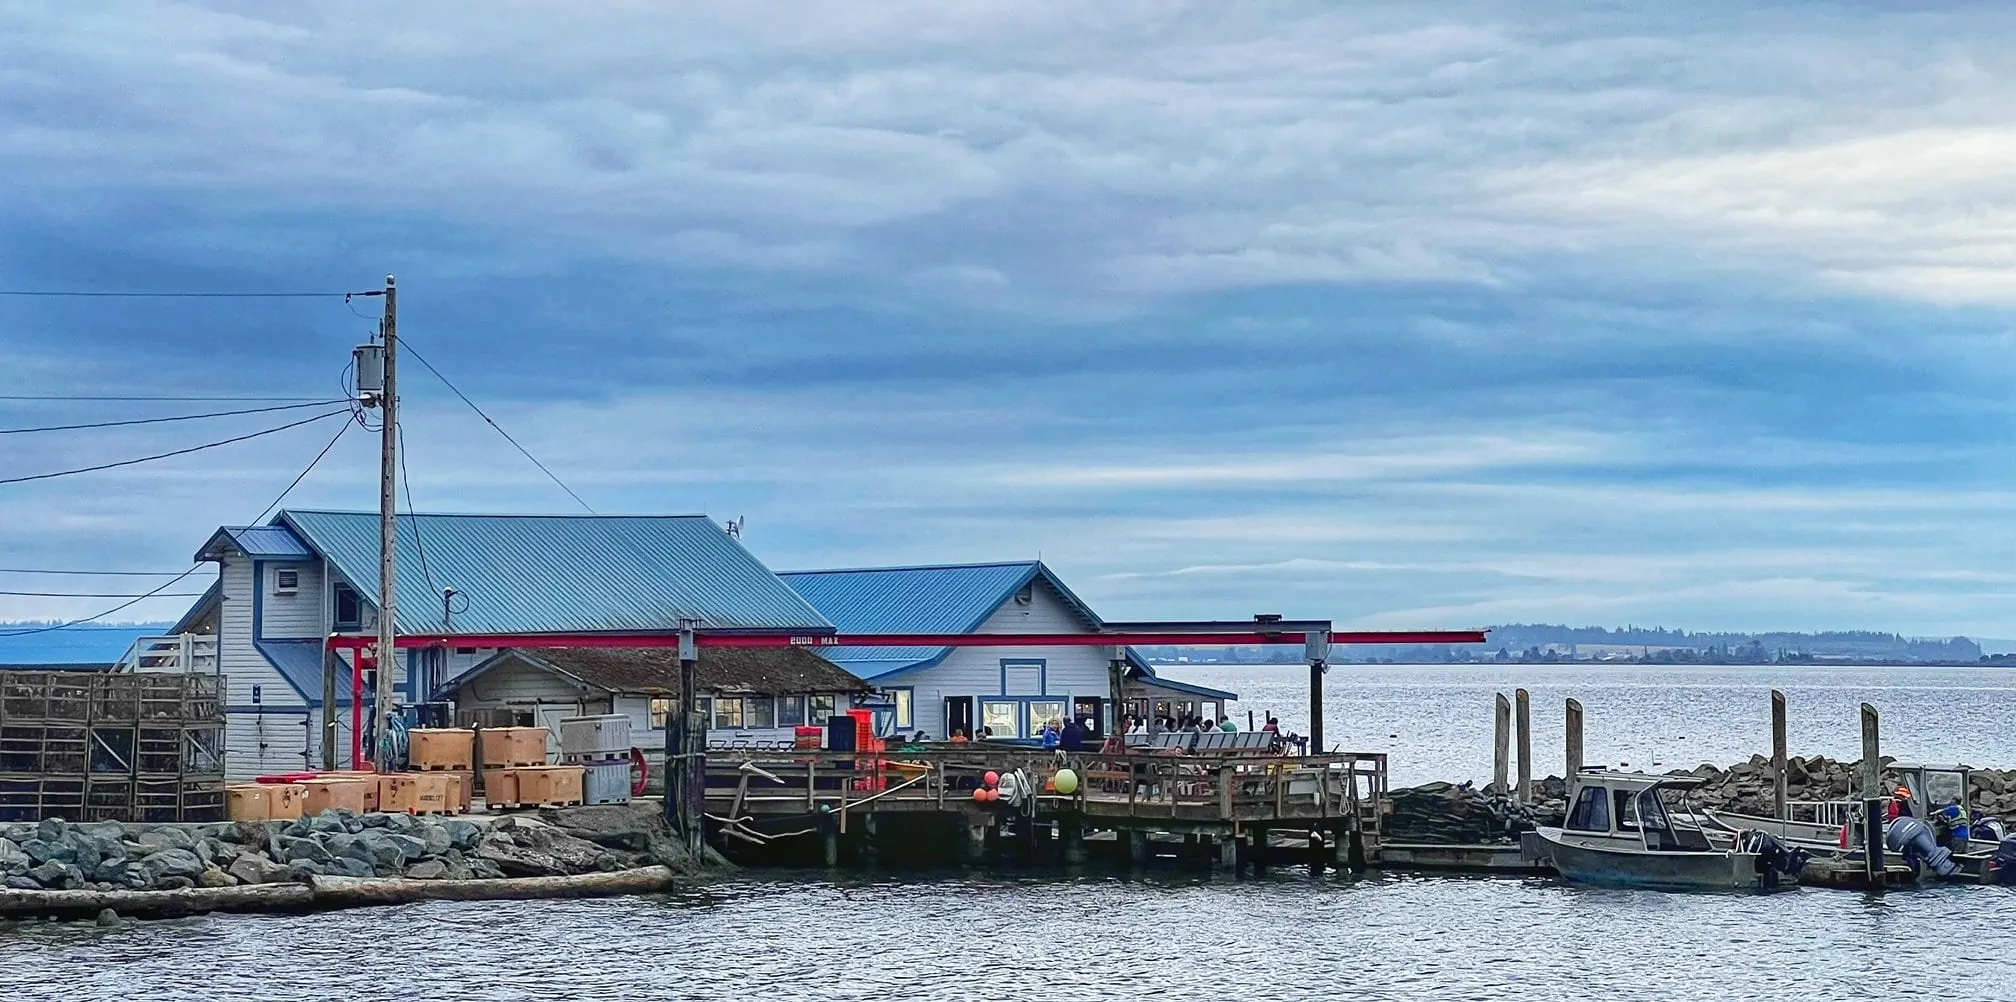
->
1528, 771, 1805, 891
1701, 762, 2011, 874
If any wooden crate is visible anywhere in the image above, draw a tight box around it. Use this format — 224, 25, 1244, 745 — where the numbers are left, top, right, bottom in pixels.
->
226, 784, 270, 822
479, 727, 549, 768
380, 772, 454, 815
442, 771, 473, 814
409, 728, 476, 771
514, 765, 583, 806
267, 783, 307, 821
299, 777, 371, 815
482, 768, 520, 809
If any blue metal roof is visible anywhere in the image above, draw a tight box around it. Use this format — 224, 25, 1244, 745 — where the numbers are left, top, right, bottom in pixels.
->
194, 525, 314, 561
277, 510, 833, 636
255, 639, 346, 706
1132, 670, 1239, 702
780, 561, 1108, 680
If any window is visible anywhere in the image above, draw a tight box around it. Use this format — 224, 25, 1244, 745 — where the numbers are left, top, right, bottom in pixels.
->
891, 689, 914, 729
713, 697, 745, 729
1002, 660, 1044, 695
779, 695, 807, 727
810, 694, 837, 722
981, 700, 1021, 739
696, 696, 714, 728
1567, 786, 1611, 832
1613, 789, 1642, 832
1202, 701, 1221, 722
649, 698, 673, 728
333, 586, 362, 631
273, 568, 300, 593
454, 646, 477, 656
1028, 699, 1066, 733
748, 696, 775, 729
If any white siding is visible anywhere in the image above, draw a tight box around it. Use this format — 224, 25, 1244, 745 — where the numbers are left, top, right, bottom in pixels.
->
217, 555, 303, 710
257, 560, 324, 639
891, 578, 1115, 740
451, 658, 611, 758
225, 709, 315, 780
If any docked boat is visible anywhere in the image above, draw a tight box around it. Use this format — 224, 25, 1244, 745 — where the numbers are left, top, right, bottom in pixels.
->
1702, 762, 2010, 865
1529, 771, 1806, 891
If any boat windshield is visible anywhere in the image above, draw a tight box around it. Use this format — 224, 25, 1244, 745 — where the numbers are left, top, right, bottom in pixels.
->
1635, 786, 1713, 851
1922, 770, 1966, 809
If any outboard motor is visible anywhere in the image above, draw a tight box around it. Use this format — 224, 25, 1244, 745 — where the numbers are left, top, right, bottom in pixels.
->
1975, 816, 2008, 844
1991, 837, 2016, 886
1886, 816, 1961, 878
1739, 830, 1810, 879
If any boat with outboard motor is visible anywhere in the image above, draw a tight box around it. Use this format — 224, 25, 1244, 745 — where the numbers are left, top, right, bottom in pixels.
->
1526, 771, 1808, 891
1699, 762, 2013, 881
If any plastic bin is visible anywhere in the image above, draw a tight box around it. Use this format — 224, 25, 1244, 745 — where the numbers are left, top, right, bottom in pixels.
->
581, 759, 632, 805
559, 714, 631, 761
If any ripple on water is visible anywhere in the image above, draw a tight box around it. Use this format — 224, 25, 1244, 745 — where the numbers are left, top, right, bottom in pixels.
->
2, 872, 2009, 1002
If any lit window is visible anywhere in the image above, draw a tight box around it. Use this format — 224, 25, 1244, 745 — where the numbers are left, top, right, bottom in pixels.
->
1028, 700, 1065, 733
809, 694, 837, 722
648, 698, 673, 728
982, 700, 1021, 739
748, 696, 775, 729
714, 697, 744, 729
892, 689, 913, 729
779, 695, 807, 727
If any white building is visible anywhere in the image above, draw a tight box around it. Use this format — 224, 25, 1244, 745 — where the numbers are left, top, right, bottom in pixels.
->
780, 561, 1237, 743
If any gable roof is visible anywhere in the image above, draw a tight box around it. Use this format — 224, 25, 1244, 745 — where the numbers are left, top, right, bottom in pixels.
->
442, 646, 869, 699
214, 510, 834, 636
778, 561, 1111, 680
194, 525, 314, 561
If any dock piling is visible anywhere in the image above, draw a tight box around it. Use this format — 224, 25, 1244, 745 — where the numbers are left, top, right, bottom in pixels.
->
1492, 693, 1511, 795
1860, 703, 1883, 884
1514, 688, 1532, 803
1564, 698, 1584, 780
1771, 690, 1788, 821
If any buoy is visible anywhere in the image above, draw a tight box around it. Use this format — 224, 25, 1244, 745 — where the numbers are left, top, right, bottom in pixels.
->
1053, 768, 1079, 795
981, 787, 999, 803
973, 787, 990, 803
983, 771, 1000, 787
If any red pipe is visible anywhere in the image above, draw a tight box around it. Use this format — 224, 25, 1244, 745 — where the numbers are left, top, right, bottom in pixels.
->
324, 629, 1488, 651
350, 649, 366, 768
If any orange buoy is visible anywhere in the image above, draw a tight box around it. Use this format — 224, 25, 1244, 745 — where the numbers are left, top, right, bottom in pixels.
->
983, 771, 1000, 787
973, 787, 990, 803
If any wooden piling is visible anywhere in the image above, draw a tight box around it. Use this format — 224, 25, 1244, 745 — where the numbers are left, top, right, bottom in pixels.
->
1860, 702, 1882, 883
1564, 698, 1584, 780
1771, 690, 1789, 821
1492, 693, 1511, 796
1128, 829, 1150, 868
1514, 688, 1532, 803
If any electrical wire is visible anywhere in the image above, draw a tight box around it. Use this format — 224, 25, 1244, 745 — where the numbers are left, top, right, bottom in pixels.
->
0, 399, 351, 435
0, 403, 357, 637
0, 394, 331, 402
0, 567, 194, 576
0, 589, 208, 598
399, 339, 596, 513
0, 408, 348, 486
395, 421, 439, 601
0, 290, 349, 298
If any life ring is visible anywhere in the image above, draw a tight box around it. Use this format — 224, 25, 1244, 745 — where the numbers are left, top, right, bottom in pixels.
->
630, 746, 650, 797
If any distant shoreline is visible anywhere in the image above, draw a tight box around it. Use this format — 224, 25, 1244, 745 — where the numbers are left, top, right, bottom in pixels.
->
1146, 659, 2016, 669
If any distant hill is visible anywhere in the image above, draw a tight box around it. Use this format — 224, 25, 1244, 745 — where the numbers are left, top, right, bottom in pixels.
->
1138, 622, 1988, 665
0, 623, 173, 666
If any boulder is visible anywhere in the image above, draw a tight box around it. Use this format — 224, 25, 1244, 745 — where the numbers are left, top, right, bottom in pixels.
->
27, 859, 82, 889
381, 813, 419, 834
5, 876, 41, 890
441, 819, 483, 851
406, 859, 448, 880
198, 866, 237, 888
359, 813, 391, 828
307, 811, 350, 834
275, 835, 333, 865
89, 857, 134, 884
0, 837, 30, 874
326, 856, 375, 878
287, 860, 328, 881
22, 838, 75, 865
420, 824, 452, 857
156, 875, 196, 891
136, 828, 194, 852
227, 853, 294, 885
35, 817, 69, 843
140, 847, 207, 882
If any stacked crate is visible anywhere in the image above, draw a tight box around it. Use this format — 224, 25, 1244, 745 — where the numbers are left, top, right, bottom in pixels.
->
408, 728, 475, 814
478, 725, 556, 810
558, 714, 631, 806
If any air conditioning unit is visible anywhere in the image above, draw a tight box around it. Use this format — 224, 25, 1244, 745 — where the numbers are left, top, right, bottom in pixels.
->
273, 568, 300, 595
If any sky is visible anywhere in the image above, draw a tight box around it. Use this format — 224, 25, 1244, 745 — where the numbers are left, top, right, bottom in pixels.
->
5, 1, 2016, 639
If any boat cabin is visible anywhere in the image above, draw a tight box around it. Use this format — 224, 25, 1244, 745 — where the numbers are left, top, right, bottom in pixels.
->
1890, 762, 1972, 821
1562, 770, 1716, 852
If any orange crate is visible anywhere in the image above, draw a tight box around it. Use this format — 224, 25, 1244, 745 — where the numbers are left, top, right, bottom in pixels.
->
514, 765, 583, 806
267, 783, 307, 821
379, 773, 451, 814
300, 778, 371, 815
482, 768, 520, 808
442, 771, 473, 813
409, 728, 476, 771
479, 727, 549, 768
227, 785, 271, 821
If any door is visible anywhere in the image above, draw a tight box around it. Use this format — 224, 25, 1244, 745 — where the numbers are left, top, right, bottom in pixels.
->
944, 697, 975, 740
1073, 696, 1105, 740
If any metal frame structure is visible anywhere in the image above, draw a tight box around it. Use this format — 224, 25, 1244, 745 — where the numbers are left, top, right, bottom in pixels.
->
0, 670, 226, 823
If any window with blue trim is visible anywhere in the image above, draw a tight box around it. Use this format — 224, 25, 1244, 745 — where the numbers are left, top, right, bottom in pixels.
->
1002, 660, 1044, 695
333, 585, 362, 631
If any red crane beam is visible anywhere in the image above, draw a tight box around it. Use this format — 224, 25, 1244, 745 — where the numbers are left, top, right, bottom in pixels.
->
324, 629, 1486, 650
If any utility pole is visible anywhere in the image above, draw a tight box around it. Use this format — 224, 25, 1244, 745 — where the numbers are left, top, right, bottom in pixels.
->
374, 274, 399, 771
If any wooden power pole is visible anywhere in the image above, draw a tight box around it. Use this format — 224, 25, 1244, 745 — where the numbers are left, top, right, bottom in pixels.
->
374, 274, 399, 770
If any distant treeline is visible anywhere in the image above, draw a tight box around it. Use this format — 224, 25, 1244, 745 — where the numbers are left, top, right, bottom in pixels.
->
1137, 623, 1985, 665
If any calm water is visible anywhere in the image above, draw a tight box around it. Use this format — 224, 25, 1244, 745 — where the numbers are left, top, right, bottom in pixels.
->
1160, 662, 2016, 784
4, 664, 2013, 1000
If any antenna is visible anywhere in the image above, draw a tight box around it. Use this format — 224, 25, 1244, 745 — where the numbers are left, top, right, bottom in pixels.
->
725, 516, 744, 539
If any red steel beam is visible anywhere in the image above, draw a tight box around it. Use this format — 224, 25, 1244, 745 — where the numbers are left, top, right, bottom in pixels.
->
326, 629, 1487, 650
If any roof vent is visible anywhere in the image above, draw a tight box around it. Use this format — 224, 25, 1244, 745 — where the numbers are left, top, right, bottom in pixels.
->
1015, 583, 1035, 605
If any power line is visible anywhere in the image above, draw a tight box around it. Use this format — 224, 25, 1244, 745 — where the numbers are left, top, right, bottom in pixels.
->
0, 589, 208, 598
396, 422, 440, 601
0, 399, 350, 435
0, 408, 349, 487
0, 394, 330, 402
400, 339, 596, 513
0, 405, 357, 637
0, 290, 348, 298
0, 568, 193, 576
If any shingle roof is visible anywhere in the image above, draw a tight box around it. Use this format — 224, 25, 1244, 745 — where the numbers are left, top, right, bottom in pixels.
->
445, 646, 869, 697
273, 510, 833, 636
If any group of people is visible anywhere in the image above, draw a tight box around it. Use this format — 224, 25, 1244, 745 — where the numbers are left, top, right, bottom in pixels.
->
1117, 713, 1281, 735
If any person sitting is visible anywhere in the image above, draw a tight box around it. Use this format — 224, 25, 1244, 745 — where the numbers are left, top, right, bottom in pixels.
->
1060, 716, 1088, 752
1218, 716, 1237, 732
1263, 715, 1280, 734
1041, 719, 1063, 749
948, 729, 969, 744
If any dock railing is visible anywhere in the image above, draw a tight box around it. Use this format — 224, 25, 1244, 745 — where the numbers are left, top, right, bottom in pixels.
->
703, 746, 1387, 836
114, 633, 220, 676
